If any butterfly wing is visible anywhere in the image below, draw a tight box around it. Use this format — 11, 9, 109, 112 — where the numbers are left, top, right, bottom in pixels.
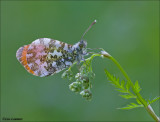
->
16, 38, 74, 77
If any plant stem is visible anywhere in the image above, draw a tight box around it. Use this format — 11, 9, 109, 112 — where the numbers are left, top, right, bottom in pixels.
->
146, 105, 160, 122
106, 55, 160, 122
85, 53, 159, 121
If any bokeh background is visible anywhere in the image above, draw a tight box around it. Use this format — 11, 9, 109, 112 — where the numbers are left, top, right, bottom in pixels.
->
1, 1, 159, 121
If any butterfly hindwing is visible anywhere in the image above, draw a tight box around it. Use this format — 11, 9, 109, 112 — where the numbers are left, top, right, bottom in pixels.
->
16, 38, 75, 77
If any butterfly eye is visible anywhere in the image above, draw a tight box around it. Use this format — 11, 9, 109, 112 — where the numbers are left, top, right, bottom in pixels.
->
79, 43, 84, 48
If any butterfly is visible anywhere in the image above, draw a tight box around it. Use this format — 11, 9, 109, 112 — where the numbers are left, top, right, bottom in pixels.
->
16, 20, 97, 77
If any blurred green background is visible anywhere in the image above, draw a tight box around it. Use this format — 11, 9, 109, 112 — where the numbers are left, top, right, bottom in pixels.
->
1, 1, 159, 121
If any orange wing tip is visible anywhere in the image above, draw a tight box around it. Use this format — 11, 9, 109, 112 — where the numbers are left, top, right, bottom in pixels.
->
16, 45, 36, 76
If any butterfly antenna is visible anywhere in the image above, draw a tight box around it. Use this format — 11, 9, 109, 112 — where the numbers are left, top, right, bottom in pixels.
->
81, 20, 97, 41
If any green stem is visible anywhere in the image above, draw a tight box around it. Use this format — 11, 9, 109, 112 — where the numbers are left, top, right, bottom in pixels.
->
106, 55, 160, 122
84, 52, 159, 121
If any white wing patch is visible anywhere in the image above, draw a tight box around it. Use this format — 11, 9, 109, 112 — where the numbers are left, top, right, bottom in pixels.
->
52, 62, 57, 67
65, 61, 72, 66
64, 44, 68, 51
54, 40, 61, 49
43, 38, 51, 48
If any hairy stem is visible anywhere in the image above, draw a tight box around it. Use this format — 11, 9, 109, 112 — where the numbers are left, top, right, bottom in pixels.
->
105, 55, 160, 122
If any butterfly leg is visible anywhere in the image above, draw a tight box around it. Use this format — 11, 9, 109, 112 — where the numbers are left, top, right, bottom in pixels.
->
87, 48, 107, 55
87, 48, 104, 50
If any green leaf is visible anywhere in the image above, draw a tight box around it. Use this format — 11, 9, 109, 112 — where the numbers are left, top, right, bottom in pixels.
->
118, 103, 143, 110
105, 69, 130, 94
134, 80, 141, 93
148, 96, 160, 105
105, 70, 121, 86
126, 81, 130, 91
116, 89, 128, 93
105, 70, 119, 85
120, 94, 136, 99
121, 80, 125, 88
136, 98, 142, 105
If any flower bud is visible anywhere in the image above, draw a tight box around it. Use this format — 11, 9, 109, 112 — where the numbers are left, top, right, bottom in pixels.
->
81, 76, 90, 89
101, 50, 110, 57
75, 73, 81, 79
69, 82, 81, 93
61, 69, 73, 80
80, 89, 92, 100
82, 76, 89, 83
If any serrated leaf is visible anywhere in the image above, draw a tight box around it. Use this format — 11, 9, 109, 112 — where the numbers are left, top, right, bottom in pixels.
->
110, 83, 121, 89
118, 103, 143, 110
105, 70, 120, 86
120, 94, 136, 99
105, 69, 131, 94
121, 80, 125, 88
116, 89, 128, 93
135, 81, 139, 89
116, 77, 120, 84
134, 80, 141, 93
130, 103, 137, 106
126, 81, 130, 91
148, 99, 151, 104
148, 96, 160, 104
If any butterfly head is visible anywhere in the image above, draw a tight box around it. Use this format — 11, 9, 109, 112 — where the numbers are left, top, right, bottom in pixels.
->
73, 40, 87, 52
79, 40, 87, 49
72, 40, 87, 63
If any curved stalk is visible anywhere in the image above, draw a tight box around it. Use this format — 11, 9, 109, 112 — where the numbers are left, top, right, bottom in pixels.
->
83, 52, 159, 121
105, 55, 160, 122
